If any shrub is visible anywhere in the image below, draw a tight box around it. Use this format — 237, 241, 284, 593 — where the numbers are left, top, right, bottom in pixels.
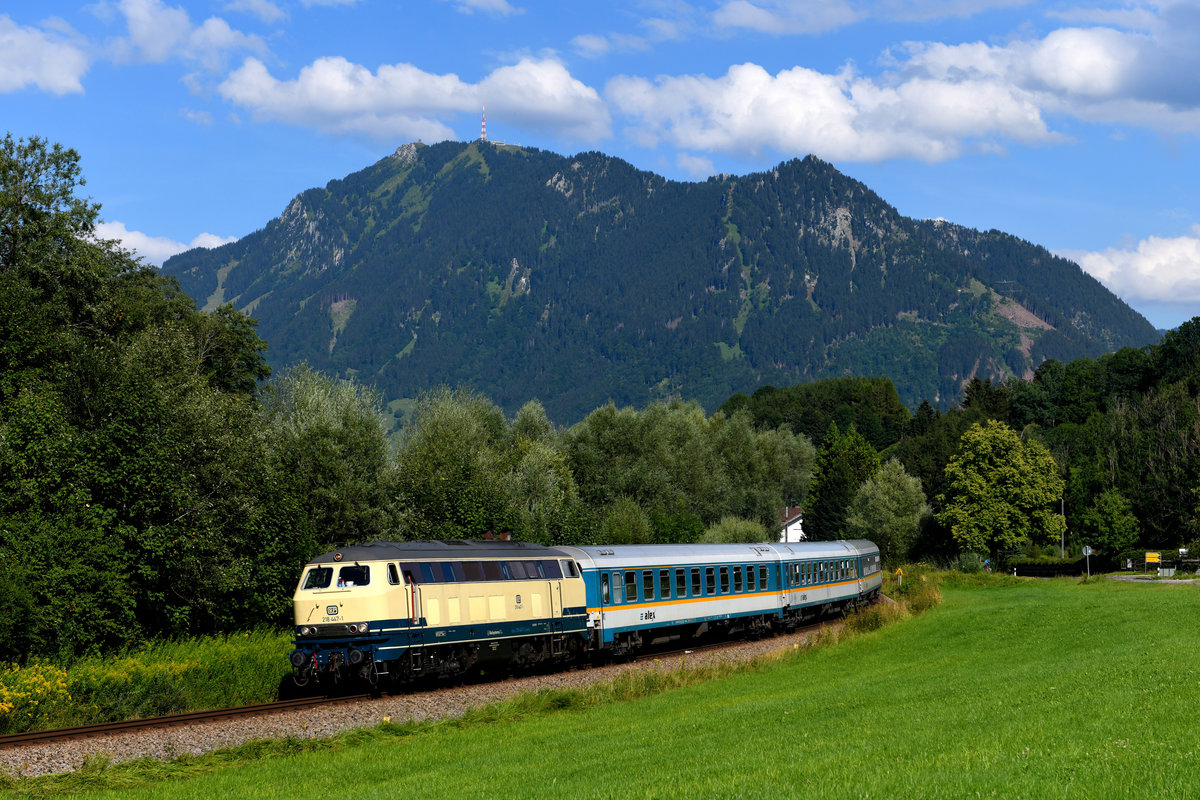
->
906, 585, 943, 615
845, 601, 910, 633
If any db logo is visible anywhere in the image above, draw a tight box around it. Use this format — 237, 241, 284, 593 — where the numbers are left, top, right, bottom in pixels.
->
326, 605, 339, 615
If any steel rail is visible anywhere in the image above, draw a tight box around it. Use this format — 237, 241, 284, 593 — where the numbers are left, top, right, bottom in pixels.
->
0, 693, 371, 749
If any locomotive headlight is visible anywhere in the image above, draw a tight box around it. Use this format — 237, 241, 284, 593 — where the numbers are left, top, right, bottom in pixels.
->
299, 626, 312, 636
289, 651, 307, 668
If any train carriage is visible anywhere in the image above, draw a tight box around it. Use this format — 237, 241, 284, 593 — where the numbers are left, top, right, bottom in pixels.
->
560, 540, 882, 655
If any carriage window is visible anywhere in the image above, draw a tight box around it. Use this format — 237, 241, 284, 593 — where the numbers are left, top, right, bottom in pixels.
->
660, 569, 671, 599
705, 567, 716, 595
747, 565, 756, 592
759, 565, 768, 588
602, 573, 611, 604
387, 564, 399, 585
302, 567, 332, 590
625, 571, 638, 602
691, 567, 701, 596
541, 560, 563, 579
719, 567, 729, 594
338, 565, 369, 587
676, 569, 687, 597
734, 566, 743, 593
643, 571, 654, 601
561, 559, 580, 578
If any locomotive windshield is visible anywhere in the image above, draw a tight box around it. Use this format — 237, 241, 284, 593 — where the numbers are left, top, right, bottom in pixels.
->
302, 567, 333, 589
338, 565, 370, 587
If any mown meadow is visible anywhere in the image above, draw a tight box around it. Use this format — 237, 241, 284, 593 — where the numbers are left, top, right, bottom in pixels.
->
8, 574, 1200, 799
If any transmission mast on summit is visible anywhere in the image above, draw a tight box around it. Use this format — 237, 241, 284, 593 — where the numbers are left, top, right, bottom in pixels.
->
480, 103, 487, 142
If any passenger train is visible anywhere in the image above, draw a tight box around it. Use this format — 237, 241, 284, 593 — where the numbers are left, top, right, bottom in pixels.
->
288, 538, 882, 687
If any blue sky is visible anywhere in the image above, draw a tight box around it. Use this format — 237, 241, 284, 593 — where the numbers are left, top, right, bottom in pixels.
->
4, 0, 1198, 329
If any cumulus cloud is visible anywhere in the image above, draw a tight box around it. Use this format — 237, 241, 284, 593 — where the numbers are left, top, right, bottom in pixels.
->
219, 55, 610, 142
610, 4, 1200, 165
1062, 227, 1200, 307
608, 61, 1054, 163
98, 220, 237, 266
110, 0, 266, 71
0, 15, 89, 94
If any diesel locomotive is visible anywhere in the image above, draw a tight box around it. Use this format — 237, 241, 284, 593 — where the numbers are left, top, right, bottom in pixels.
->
288, 538, 882, 687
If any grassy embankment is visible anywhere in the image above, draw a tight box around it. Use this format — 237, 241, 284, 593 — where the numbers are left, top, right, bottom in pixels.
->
0, 632, 291, 735
8, 572, 1200, 798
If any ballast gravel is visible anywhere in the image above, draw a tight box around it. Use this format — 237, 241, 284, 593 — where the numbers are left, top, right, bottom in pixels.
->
0, 628, 829, 779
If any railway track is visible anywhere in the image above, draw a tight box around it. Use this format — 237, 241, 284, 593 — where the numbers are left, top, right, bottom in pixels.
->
0, 620, 831, 754
0, 693, 371, 749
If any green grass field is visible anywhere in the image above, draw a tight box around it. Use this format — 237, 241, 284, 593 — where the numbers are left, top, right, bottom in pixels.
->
12, 577, 1200, 799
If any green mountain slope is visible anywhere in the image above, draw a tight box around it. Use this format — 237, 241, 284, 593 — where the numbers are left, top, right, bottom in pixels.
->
162, 140, 1158, 422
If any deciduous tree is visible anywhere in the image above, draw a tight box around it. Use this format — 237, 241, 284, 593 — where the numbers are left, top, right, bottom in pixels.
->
938, 420, 1065, 557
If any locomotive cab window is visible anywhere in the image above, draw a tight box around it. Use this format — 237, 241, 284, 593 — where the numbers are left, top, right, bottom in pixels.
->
302, 567, 332, 590
541, 560, 563, 579
338, 565, 369, 587
387, 564, 400, 585
560, 559, 580, 578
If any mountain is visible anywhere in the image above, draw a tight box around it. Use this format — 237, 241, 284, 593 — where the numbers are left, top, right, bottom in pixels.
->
162, 140, 1158, 423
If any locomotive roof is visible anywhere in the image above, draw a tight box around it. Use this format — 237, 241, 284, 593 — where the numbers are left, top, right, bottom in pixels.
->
305, 540, 567, 565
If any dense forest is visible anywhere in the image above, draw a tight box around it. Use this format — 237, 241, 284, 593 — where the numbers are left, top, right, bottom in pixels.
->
162, 140, 1157, 423
4, 134, 1195, 668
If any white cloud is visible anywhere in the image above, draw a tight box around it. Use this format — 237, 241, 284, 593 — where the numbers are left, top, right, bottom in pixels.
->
442, 0, 522, 15
713, 0, 861, 35
677, 152, 716, 177
98, 220, 237, 266
111, 0, 266, 71
572, 34, 611, 58
219, 55, 610, 142
608, 61, 1054, 163
223, 0, 285, 24
611, 5, 1200, 166
183, 109, 213, 124
1062, 225, 1200, 306
0, 15, 89, 94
